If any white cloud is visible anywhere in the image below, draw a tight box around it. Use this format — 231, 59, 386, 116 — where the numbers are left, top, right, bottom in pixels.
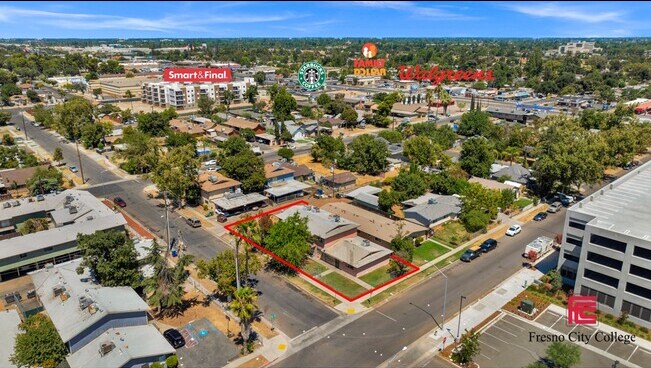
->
0, 5, 302, 33
507, 2, 626, 23
352, 1, 478, 20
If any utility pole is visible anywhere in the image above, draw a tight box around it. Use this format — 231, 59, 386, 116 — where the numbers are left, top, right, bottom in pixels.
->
234, 238, 241, 290
21, 111, 27, 142
456, 295, 467, 341
164, 191, 171, 252
75, 139, 86, 184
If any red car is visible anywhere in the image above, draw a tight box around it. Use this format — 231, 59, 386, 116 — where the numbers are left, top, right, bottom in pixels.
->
113, 197, 126, 207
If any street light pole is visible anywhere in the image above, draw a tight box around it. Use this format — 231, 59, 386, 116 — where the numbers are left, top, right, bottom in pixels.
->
456, 295, 467, 341
75, 139, 86, 184
432, 264, 448, 332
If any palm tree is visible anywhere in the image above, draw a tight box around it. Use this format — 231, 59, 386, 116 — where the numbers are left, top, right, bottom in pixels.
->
440, 89, 453, 115
505, 146, 521, 166
433, 84, 444, 120
236, 221, 260, 283
230, 286, 258, 351
222, 90, 236, 112
143, 242, 194, 316
124, 90, 134, 110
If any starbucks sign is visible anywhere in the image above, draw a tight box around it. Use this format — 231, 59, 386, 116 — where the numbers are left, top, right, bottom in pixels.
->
298, 61, 326, 91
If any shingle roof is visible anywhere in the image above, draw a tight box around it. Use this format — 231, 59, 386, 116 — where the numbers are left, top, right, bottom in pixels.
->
275, 205, 358, 240
199, 172, 241, 193
492, 164, 531, 184
265, 163, 295, 180
281, 163, 313, 178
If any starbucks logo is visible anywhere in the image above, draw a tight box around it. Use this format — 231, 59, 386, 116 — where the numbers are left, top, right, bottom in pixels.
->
298, 61, 326, 91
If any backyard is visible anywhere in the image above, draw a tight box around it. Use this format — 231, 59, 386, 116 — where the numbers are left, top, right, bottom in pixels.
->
318, 272, 368, 299
413, 240, 451, 266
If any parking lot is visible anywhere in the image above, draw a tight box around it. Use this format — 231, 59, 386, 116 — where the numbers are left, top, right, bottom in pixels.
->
475, 313, 637, 368
175, 318, 239, 368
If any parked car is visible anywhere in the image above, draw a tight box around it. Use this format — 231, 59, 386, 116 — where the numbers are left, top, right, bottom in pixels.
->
113, 197, 126, 207
506, 224, 522, 237
547, 202, 562, 213
203, 159, 217, 166
533, 212, 548, 221
186, 217, 201, 228
557, 192, 575, 206
217, 214, 228, 223
460, 245, 482, 262
623, 162, 634, 170
69, 165, 78, 173
163, 329, 185, 349
95, 147, 105, 154
479, 238, 498, 253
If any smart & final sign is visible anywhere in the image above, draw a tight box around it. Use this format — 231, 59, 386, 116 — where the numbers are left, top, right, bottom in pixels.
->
163, 68, 232, 83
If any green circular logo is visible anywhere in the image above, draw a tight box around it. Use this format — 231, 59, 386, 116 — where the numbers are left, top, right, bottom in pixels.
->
298, 61, 326, 91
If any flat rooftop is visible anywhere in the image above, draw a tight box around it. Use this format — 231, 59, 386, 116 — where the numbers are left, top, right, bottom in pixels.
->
324, 236, 392, 269
570, 159, 651, 240
66, 325, 174, 368
0, 309, 21, 368
30, 259, 149, 344
276, 205, 358, 240
264, 180, 311, 197
213, 192, 267, 211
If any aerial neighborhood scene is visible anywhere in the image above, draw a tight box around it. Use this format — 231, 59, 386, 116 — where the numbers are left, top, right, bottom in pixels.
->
3, 1, 651, 368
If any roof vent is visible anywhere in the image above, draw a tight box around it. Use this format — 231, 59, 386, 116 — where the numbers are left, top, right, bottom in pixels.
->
99, 342, 115, 356
333, 215, 341, 223
209, 175, 217, 183
428, 198, 438, 205
69, 206, 78, 214
314, 207, 320, 213
52, 286, 66, 297
362, 239, 370, 247
79, 296, 94, 310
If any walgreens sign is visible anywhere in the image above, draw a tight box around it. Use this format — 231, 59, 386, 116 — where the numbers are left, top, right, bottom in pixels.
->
398, 65, 494, 85
163, 68, 232, 83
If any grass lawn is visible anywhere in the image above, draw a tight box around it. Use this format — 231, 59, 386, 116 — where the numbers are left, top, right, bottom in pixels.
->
303, 259, 327, 276
413, 240, 450, 266
359, 264, 394, 287
433, 221, 471, 247
319, 272, 368, 299
514, 198, 534, 209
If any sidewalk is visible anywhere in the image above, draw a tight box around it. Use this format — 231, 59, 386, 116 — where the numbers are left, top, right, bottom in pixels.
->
387, 266, 544, 368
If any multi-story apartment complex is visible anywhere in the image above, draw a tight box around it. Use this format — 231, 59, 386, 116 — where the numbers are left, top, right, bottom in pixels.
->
558, 41, 602, 55
557, 160, 651, 327
141, 78, 253, 109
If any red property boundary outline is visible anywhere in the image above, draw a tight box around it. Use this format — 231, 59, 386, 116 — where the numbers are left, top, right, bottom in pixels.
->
224, 200, 420, 302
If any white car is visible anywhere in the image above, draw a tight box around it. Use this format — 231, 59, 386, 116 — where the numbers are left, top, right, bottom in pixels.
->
506, 224, 522, 237
202, 160, 217, 166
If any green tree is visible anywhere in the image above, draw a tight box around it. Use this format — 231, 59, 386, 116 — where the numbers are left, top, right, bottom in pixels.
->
272, 87, 298, 122
222, 90, 236, 112
18, 218, 49, 235
52, 147, 63, 163
264, 212, 311, 268
197, 250, 262, 298
340, 106, 358, 128
26, 90, 40, 103
117, 127, 159, 174
26, 167, 63, 195
240, 128, 256, 142
198, 95, 215, 118
53, 97, 94, 140
378, 130, 403, 144
137, 111, 171, 137
165, 131, 197, 149
391, 171, 427, 200
460, 182, 502, 221
143, 242, 193, 316
388, 233, 415, 276
10, 314, 67, 368
245, 85, 258, 104
151, 144, 200, 206
311, 134, 345, 165
76, 230, 141, 288
254, 71, 266, 85
404, 136, 444, 168
0, 110, 12, 125
230, 287, 258, 351
221, 149, 266, 193
278, 147, 294, 160
546, 341, 581, 368
458, 110, 492, 137
32, 104, 55, 128
316, 93, 332, 106
2, 133, 14, 146
92, 88, 102, 97
340, 134, 388, 175
451, 330, 481, 366
460, 209, 491, 232
300, 106, 314, 119
80, 122, 112, 149
460, 136, 495, 178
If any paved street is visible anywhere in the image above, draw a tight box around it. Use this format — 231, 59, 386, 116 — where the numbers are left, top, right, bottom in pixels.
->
276, 210, 567, 367
17, 112, 340, 339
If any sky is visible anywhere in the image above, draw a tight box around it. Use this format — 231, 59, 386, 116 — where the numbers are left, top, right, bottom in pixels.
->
0, 1, 649, 39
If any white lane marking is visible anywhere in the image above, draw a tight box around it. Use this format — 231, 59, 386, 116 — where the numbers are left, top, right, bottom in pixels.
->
376, 310, 397, 322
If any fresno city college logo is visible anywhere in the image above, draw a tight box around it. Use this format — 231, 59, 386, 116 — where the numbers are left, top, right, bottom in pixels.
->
354, 42, 386, 77
298, 61, 326, 91
568, 295, 597, 325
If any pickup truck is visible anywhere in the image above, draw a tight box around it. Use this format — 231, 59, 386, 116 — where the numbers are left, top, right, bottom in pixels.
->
523, 236, 554, 259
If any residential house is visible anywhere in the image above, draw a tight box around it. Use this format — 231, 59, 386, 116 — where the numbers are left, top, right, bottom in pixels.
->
199, 172, 241, 203
321, 172, 357, 190
169, 118, 214, 137
486, 107, 541, 124
402, 193, 462, 228
265, 163, 295, 186
222, 117, 265, 134
31, 260, 174, 367
490, 163, 532, 185
284, 121, 318, 141
0, 190, 126, 282
322, 202, 429, 248
276, 205, 392, 277
206, 125, 238, 143
345, 185, 381, 211
213, 192, 268, 217
469, 177, 520, 196
281, 163, 314, 182
0, 165, 50, 194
